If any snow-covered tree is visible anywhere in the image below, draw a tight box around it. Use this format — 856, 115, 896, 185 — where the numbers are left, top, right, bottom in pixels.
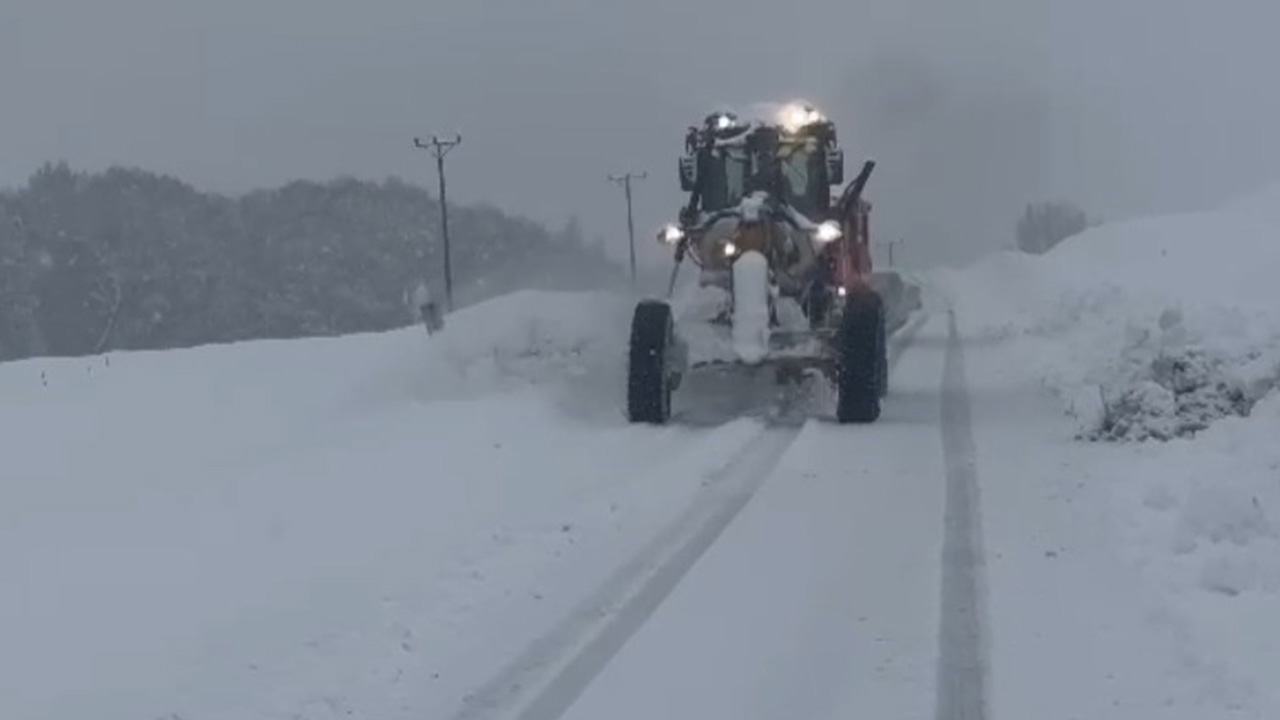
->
0, 164, 625, 361
1016, 201, 1089, 255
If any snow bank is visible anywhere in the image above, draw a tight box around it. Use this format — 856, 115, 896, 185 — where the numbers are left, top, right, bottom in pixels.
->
1132, 393, 1280, 598
0, 290, 637, 487
0, 289, 631, 400
935, 183, 1280, 713
421, 289, 631, 386
360, 289, 634, 417
1109, 390, 1280, 712
933, 183, 1280, 440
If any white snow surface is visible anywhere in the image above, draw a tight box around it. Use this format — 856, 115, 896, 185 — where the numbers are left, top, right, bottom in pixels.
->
559, 316, 949, 720
930, 184, 1280, 418
0, 289, 767, 720
8, 179, 1280, 720
932, 183, 1280, 717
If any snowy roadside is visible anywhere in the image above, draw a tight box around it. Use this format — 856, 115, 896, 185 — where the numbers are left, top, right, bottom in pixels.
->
0, 290, 764, 720
932, 185, 1280, 717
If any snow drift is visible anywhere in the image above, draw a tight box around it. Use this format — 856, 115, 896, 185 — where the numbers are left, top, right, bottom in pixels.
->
933, 184, 1280, 439
934, 184, 1280, 714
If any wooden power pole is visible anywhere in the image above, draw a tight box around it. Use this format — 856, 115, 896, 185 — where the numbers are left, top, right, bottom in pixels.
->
414, 134, 462, 310
608, 171, 646, 286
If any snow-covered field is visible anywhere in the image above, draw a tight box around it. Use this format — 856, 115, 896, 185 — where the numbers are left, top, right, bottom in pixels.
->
4, 186, 1279, 720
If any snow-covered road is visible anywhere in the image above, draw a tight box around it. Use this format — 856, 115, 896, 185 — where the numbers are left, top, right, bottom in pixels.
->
3, 292, 971, 720
553, 312, 952, 720
6, 238, 1277, 720
531, 311, 992, 720
454, 426, 801, 720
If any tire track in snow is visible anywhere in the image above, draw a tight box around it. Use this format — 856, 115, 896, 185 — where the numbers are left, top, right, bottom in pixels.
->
935, 310, 991, 720
451, 426, 800, 720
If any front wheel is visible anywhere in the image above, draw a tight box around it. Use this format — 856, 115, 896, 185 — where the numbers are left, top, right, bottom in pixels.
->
836, 289, 885, 423
627, 300, 675, 424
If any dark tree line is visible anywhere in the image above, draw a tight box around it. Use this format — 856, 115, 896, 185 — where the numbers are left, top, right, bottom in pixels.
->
0, 163, 624, 361
1016, 200, 1090, 255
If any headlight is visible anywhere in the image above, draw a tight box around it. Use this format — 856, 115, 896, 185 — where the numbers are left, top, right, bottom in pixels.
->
659, 224, 684, 244
813, 220, 842, 243
723, 240, 738, 257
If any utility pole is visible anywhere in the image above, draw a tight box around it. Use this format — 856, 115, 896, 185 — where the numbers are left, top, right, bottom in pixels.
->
885, 237, 904, 268
608, 171, 646, 286
413, 134, 462, 311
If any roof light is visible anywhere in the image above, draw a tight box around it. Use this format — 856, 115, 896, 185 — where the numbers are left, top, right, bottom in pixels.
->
779, 102, 825, 133
706, 111, 740, 131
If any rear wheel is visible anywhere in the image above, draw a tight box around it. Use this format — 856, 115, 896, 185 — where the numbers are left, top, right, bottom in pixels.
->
836, 289, 885, 423
627, 300, 675, 424
876, 300, 889, 398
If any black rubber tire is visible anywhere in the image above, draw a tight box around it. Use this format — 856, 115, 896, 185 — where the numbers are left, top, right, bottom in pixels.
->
805, 282, 834, 327
836, 289, 884, 423
627, 300, 674, 424
875, 300, 889, 398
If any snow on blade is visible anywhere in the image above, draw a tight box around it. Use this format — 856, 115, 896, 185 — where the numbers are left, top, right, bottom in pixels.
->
730, 250, 770, 364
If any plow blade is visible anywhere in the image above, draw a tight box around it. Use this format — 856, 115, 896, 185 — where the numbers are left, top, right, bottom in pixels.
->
867, 271, 921, 336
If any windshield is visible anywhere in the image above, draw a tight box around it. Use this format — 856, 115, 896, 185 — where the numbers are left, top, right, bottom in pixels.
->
700, 148, 749, 211
777, 142, 824, 215
701, 142, 825, 215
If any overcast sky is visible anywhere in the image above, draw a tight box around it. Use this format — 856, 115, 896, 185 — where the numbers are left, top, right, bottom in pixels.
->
5, 0, 1280, 270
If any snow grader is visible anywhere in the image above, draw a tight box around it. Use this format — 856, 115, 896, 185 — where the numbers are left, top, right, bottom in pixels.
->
626, 102, 909, 425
